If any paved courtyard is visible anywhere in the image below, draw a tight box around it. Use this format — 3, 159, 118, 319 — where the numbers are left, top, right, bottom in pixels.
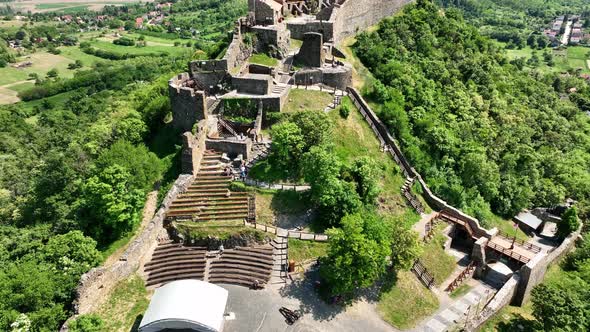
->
221, 275, 398, 332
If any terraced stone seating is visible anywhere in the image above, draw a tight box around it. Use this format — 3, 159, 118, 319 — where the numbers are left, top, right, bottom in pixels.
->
166, 150, 249, 222
145, 243, 206, 287
209, 246, 274, 288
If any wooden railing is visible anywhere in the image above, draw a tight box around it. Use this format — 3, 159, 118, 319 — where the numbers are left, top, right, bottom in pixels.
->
497, 230, 542, 253
411, 259, 435, 288
445, 261, 477, 292
486, 241, 530, 264
439, 211, 476, 239
402, 187, 425, 214
244, 221, 329, 242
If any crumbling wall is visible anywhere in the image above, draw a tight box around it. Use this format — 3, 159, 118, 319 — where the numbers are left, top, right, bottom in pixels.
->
293, 66, 352, 90
232, 74, 272, 95
206, 137, 253, 159
251, 25, 290, 57
169, 73, 207, 132
295, 32, 324, 67
181, 120, 208, 175
66, 175, 193, 321
467, 274, 520, 330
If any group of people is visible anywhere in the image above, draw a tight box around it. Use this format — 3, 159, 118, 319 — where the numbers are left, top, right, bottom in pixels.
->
222, 162, 247, 180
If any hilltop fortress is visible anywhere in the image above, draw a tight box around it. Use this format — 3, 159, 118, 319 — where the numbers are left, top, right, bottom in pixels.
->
168, 0, 413, 165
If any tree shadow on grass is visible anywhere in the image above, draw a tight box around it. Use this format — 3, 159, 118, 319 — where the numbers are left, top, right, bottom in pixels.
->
359, 269, 399, 304
279, 268, 346, 321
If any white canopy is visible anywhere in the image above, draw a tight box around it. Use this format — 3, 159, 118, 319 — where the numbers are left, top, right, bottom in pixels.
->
139, 279, 229, 332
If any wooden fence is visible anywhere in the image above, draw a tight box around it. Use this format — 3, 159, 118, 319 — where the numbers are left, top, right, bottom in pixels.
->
411, 259, 435, 288
445, 261, 477, 292
244, 221, 329, 242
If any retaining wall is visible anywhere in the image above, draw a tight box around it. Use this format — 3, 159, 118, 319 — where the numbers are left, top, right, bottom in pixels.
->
467, 274, 520, 330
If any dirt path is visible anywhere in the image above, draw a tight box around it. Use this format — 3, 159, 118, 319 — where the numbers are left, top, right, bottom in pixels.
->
103, 190, 159, 267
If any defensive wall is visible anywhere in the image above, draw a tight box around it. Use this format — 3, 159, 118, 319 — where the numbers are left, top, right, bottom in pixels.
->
62, 174, 194, 329
287, 0, 414, 44
346, 87, 582, 311
168, 73, 207, 133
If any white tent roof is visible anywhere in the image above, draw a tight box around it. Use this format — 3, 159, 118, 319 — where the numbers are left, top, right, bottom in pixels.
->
139, 279, 229, 332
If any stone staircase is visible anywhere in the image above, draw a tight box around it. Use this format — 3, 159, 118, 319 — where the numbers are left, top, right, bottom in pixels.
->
401, 176, 425, 214
166, 150, 249, 222
246, 142, 271, 169
271, 236, 288, 283
271, 83, 289, 95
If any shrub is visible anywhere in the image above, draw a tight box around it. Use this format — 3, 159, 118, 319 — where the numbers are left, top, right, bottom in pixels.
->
113, 37, 136, 46
339, 104, 350, 118
229, 181, 247, 192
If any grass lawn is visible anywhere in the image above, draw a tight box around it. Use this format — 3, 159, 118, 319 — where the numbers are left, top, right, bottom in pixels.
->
94, 274, 151, 332
288, 238, 328, 264
0, 51, 77, 86
255, 189, 311, 225
331, 98, 415, 220
283, 89, 333, 113
88, 40, 191, 57
377, 270, 439, 329
419, 224, 456, 286
504, 45, 590, 74
176, 220, 268, 241
249, 53, 279, 67
7, 81, 35, 93
59, 46, 105, 66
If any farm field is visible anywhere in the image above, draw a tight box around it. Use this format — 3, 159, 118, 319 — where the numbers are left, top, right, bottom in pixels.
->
504, 45, 590, 74
10, 0, 146, 13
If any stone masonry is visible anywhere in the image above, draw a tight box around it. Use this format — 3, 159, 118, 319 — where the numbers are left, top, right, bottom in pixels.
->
295, 32, 324, 67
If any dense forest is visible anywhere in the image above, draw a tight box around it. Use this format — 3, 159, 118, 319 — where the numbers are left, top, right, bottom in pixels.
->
355, 0, 590, 223
0, 0, 249, 329
356, 2, 590, 328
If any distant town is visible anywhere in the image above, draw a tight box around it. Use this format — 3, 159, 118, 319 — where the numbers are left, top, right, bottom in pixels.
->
543, 14, 589, 46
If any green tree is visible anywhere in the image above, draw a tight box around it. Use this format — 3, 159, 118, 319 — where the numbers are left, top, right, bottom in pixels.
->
319, 212, 391, 298
68, 314, 104, 332
269, 121, 305, 177
388, 220, 422, 269
532, 284, 588, 331
349, 157, 381, 204
42, 231, 101, 278
557, 207, 580, 239
79, 165, 144, 242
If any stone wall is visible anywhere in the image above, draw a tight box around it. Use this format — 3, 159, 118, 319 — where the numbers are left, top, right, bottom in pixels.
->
66, 175, 193, 320
467, 274, 520, 330
331, 0, 414, 43
514, 225, 582, 305
206, 137, 253, 159
169, 73, 207, 132
232, 74, 272, 95
181, 120, 208, 175
294, 66, 352, 90
251, 24, 290, 57
295, 32, 324, 67
287, 20, 334, 42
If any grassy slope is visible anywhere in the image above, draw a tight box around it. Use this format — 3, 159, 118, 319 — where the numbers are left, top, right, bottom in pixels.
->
419, 225, 456, 286
249, 53, 279, 67
283, 89, 333, 113
255, 189, 310, 225
94, 274, 151, 332
288, 238, 328, 264
331, 98, 417, 221
377, 271, 439, 329
504, 44, 590, 73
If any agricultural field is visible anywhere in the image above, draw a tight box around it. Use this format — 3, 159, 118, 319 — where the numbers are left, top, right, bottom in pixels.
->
10, 0, 145, 13
0, 29, 193, 104
504, 44, 590, 74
